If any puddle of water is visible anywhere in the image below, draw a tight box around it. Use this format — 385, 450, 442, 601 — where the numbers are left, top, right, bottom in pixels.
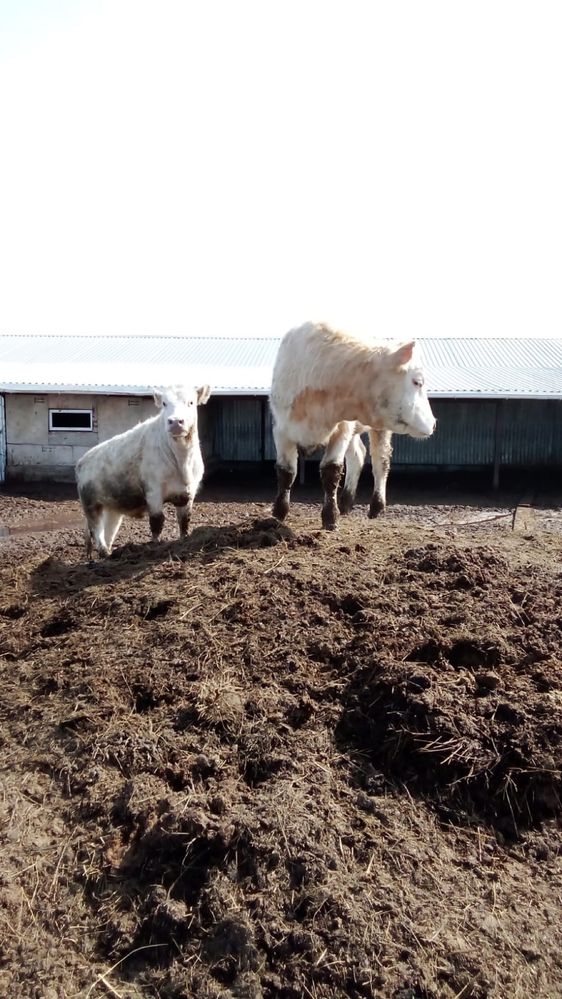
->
0, 517, 83, 539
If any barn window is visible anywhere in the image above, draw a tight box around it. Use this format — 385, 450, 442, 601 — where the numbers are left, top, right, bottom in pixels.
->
49, 409, 93, 431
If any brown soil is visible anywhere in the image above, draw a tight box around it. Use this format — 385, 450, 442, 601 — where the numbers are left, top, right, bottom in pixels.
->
1, 477, 561, 999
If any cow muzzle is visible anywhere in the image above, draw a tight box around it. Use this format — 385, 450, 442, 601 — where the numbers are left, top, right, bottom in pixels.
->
406, 414, 436, 438
167, 418, 187, 438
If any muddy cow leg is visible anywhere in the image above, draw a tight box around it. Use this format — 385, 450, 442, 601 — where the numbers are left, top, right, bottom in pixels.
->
320, 422, 355, 530
79, 482, 109, 558
148, 511, 164, 541
174, 494, 193, 539
144, 487, 165, 542
82, 519, 97, 559
339, 433, 367, 514
320, 462, 344, 529
368, 429, 393, 518
84, 504, 110, 557
273, 465, 296, 521
272, 427, 298, 521
84, 526, 93, 559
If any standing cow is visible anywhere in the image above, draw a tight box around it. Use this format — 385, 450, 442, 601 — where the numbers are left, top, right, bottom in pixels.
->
76, 384, 211, 557
269, 322, 436, 530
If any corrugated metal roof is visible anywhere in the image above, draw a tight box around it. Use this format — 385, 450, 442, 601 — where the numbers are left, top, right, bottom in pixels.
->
0, 334, 561, 398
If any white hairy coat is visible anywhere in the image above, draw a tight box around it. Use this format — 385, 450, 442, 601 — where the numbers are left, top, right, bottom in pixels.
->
76, 384, 211, 556
270, 322, 436, 528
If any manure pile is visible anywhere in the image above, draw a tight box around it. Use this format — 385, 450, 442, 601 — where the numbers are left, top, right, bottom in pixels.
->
1, 496, 561, 998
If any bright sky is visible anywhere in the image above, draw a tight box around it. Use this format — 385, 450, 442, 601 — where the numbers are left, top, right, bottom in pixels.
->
1, 0, 561, 339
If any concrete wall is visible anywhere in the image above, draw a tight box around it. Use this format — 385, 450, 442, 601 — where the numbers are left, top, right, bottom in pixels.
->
5, 393, 156, 482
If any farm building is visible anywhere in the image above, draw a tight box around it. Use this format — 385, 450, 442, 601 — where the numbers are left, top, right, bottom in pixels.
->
0, 333, 561, 485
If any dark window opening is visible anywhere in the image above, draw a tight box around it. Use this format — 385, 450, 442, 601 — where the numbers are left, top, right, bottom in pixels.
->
49, 409, 93, 431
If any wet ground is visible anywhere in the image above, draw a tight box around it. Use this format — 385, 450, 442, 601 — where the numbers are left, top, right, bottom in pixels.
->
1, 472, 561, 998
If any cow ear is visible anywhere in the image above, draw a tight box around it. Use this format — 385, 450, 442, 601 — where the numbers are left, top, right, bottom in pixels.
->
391, 340, 416, 367
197, 385, 211, 405
152, 389, 164, 408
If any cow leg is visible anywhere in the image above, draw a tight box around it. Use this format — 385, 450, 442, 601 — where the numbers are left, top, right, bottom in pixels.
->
368, 429, 393, 518
103, 510, 124, 554
84, 504, 110, 558
148, 511, 165, 541
320, 422, 355, 530
175, 495, 193, 539
84, 525, 93, 560
339, 433, 367, 514
145, 488, 165, 542
272, 427, 298, 522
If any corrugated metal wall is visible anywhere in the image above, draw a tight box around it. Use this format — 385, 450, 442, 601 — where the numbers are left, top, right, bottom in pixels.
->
212, 397, 264, 461
212, 397, 562, 469
500, 400, 561, 465
552, 401, 562, 463
392, 400, 497, 465
264, 404, 277, 461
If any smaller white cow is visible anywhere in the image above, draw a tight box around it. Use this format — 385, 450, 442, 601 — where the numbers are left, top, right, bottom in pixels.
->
76, 385, 211, 557
270, 322, 436, 529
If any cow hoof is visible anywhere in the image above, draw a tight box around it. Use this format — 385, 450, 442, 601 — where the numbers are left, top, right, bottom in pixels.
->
368, 499, 386, 519
272, 497, 290, 521
338, 489, 354, 515
321, 509, 339, 531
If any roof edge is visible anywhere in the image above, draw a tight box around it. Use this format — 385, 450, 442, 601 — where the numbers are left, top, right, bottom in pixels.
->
1, 384, 561, 401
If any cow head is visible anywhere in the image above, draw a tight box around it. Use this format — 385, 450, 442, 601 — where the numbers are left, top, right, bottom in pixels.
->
153, 385, 212, 440
382, 341, 436, 438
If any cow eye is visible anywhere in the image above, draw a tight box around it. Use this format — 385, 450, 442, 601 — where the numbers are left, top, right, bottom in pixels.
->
162, 401, 167, 407
413, 378, 423, 388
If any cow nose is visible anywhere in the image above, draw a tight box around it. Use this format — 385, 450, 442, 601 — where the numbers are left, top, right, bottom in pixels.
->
168, 417, 184, 426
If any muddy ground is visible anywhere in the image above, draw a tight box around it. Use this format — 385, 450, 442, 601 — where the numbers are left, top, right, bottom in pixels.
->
1, 473, 561, 999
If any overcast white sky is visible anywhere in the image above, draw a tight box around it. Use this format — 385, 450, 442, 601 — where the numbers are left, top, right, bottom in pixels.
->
1, 1, 561, 339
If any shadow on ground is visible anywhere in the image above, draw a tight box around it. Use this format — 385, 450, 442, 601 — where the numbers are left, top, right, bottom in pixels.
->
30, 518, 295, 597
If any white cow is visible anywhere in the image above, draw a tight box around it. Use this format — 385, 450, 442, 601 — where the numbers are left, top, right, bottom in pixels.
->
76, 385, 211, 556
269, 322, 436, 529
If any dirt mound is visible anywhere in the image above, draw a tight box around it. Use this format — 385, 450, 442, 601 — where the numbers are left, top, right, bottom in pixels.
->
1, 499, 561, 998
336, 544, 562, 832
